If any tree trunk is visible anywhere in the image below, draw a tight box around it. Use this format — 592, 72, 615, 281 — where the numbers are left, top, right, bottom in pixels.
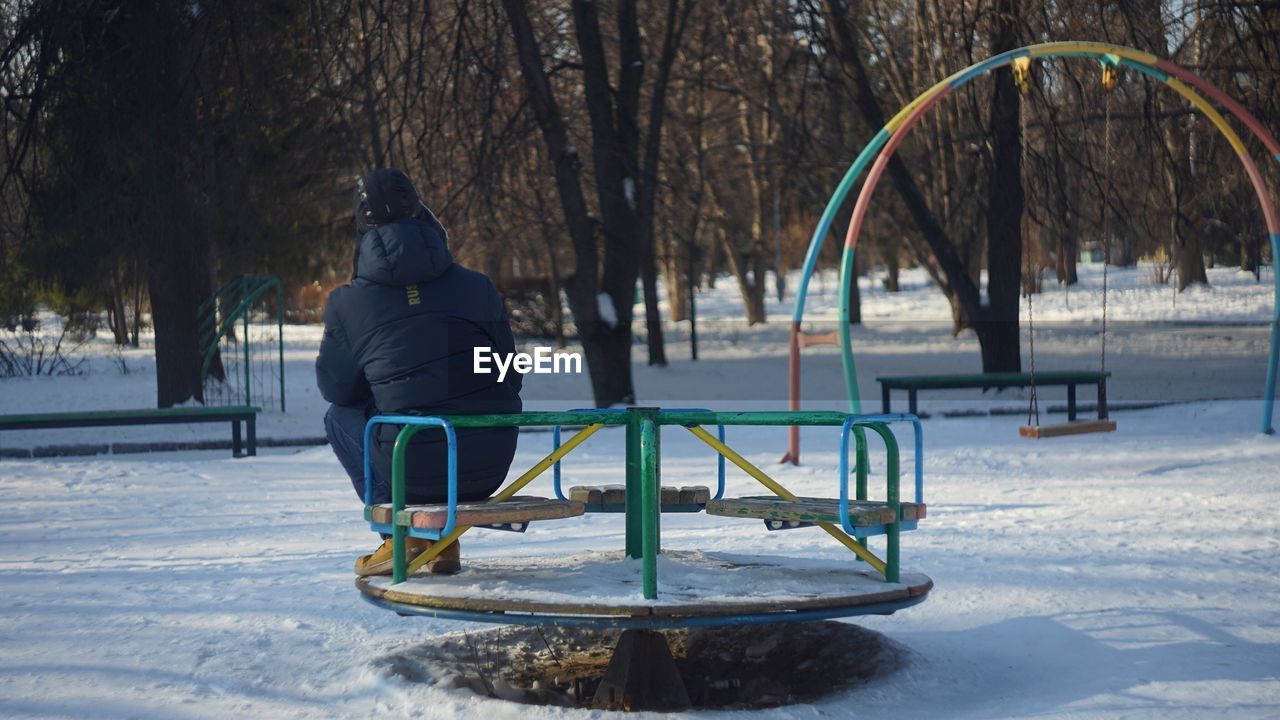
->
823, 0, 982, 333
108, 275, 129, 345
573, 0, 645, 388
578, 307, 636, 408
149, 249, 213, 407
1125, 0, 1208, 291
1056, 230, 1079, 285
974, 321, 1021, 373
635, 0, 690, 367
706, 240, 720, 289
130, 266, 143, 348
531, 187, 569, 348
663, 237, 689, 322
127, 1, 219, 407
1174, 214, 1209, 290
639, 259, 665, 365
980, 0, 1025, 373
1114, 213, 1138, 267
501, 0, 639, 406
885, 247, 900, 292
719, 232, 766, 325
147, 156, 217, 405
823, 0, 1030, 371
540, 227, 566, 348
687, 242, 700, 361
1053, 134, 1079, 285
732, 93, 771, 326
1241, 233, 1260, 275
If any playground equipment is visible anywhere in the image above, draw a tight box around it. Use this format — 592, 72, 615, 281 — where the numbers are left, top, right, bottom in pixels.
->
355, 408, 928, 708
1020, 55, 1118, 439
783, 41, 1280, 462
198, 274, 286, 412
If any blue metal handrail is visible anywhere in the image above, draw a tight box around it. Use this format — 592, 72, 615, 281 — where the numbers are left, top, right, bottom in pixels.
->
363, 415, 459, 542
838, 414, 922, 537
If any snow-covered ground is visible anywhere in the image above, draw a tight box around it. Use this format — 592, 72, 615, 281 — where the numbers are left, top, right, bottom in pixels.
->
1, 262, 1278, 718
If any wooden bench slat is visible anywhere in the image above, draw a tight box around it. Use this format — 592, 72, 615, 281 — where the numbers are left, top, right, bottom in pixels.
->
878, 370, 1111, 423
0, 406, 261, 458
368, 496, 585, 529
0, 406, 261, 426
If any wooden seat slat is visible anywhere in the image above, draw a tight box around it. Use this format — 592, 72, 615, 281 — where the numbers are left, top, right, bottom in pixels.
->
705, 495, 925, 526
367, 496, 585, 529
1019, 419, 1117, 438
568, 485, 711, 507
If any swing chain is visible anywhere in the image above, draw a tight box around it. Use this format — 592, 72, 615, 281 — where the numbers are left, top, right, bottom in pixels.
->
1020, 62, 1040, 427
1100, 62, 1116, 376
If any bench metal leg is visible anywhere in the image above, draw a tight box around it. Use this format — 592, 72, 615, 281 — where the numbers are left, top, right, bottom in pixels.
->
1098, 380, 1109, 420
908, 390, 918, 416
882, 385, 891, 413
247, 416, 257, 457
232, 421, 243, 458
1067, 384, 1078, 422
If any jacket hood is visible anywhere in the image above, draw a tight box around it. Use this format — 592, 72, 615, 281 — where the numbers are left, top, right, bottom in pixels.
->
352, 217, 454, 286
355, 168, 432, 236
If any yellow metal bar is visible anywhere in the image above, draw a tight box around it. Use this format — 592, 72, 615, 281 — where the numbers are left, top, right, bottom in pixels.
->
685, 425, 889, 574
403, 423, 605, 576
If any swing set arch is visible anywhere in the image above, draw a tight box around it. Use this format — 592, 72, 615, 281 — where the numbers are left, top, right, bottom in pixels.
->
783, 41, 1280, 464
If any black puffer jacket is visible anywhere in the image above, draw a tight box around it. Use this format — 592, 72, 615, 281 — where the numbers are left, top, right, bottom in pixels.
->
316, 215, 521, 503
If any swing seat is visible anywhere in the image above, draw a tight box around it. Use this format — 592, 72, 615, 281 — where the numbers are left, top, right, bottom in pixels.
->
1019, 419, 1116, 439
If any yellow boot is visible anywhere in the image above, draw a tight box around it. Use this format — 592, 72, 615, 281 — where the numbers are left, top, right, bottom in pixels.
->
353, 537, 461, 576
424, 540, 461, 575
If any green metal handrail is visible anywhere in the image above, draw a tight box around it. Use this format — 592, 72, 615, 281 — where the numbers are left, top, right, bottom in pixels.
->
398, 410, 631, 428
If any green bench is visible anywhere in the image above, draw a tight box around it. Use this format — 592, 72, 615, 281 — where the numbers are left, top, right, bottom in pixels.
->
0, 406, 262, 457
878, 371, 1110, 420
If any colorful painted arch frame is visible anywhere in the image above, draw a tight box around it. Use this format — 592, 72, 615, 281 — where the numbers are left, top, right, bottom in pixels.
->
785, 41, 1280, 463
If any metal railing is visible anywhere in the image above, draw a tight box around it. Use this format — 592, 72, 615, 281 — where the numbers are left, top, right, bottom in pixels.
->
197, 274, 285, 411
